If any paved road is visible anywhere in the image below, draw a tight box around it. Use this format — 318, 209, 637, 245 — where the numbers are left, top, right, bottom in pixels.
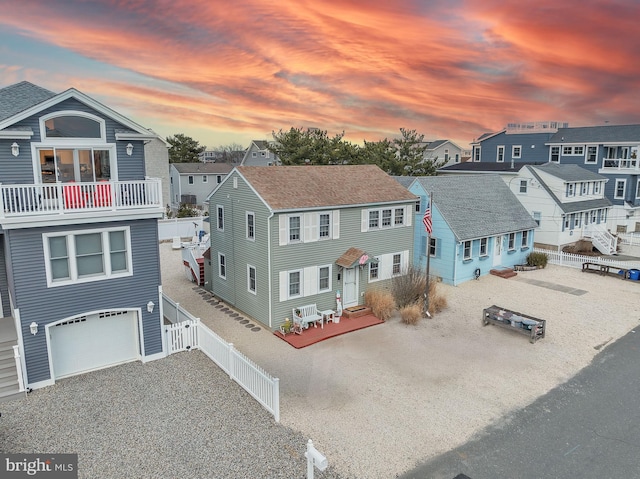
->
400, 326, 640, 479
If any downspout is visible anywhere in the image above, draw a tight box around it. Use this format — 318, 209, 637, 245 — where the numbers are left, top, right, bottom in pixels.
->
454, 241, 459, 286
267, 210, 274, 329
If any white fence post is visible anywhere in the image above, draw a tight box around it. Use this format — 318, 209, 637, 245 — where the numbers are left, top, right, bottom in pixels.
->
228, 343, 236, 380
12, 345, 25, 392
273, 378, 280, 422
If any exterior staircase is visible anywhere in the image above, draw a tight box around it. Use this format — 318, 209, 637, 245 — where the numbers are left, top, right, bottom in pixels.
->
0, 317, 25, 403
584, 224, 618, 255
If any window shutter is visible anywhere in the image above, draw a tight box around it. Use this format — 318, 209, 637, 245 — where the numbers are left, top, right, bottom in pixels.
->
361, 209, 369, 232
406, 205, 412, 226
333, 210, 340, 239
303, 266, 316, 296
279, 271, 288, 301
279, 215, 287, 246
402, 250, 409, 271
304, 212, 317, 243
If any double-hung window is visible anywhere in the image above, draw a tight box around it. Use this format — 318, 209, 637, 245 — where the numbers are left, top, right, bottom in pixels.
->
615, 179, 626, 199
497, 146, 505, 162
521, 230, 529, 248
594, 182, 601, 194
429, 237, 437, 257
288, 270, 301, 297
289, 215, 301, 242
394, 208, 404, 226
368, 210, 379, 229
581, 183, 588, 195
202, 175, 208, 183
586, 146, 598, 164
512, 146, 521, 159
217, 205, 224, 231
519, 180, 527, 193
246, 212, 255, 240
318, 266, 330, 292
369, 262, 379, 281
218, 253, 226, 279
381, 209, 392, 227
44, 227, 131, 287
248, 265, 257, 294
392, 254, 402, 275
188, 175, 194, 184
463, 241, 472, 260
550, 146, 560, 162
479, 238, 488, 256
319, 213, 331, 239
508, 233, 516, 250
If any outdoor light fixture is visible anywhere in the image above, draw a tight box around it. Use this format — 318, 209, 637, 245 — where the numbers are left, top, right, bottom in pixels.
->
147, 301, 155, 313
29, 322, 38, 335
11, 142, 19, 157
126, 143, 134, 156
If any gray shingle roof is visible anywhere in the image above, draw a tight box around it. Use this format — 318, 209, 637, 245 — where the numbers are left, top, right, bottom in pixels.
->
531, 162, 605, 182
0, 81, 56, 122
438, 161, 544, 173
237, 165, 417, 210
173, 163, 234, 174
549, 124, 640, 143
412, 174, 538, 241
392, 176, 415, 188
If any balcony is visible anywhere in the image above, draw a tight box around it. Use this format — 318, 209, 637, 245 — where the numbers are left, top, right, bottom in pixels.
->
0, 179, 163, 223
600, 158, 640, 172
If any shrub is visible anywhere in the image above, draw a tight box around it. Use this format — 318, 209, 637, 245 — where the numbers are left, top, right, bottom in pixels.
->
364, 289, 395, 321
400, 304, 422, 325
526, 251, 548, 268
391, 265, 427, 309
426, 280, 448, 315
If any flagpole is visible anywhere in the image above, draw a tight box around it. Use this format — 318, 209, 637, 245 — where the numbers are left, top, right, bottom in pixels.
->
424, 193, 432, 318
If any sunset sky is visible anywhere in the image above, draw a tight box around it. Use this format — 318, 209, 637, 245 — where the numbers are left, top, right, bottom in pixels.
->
1, 0, 638, 151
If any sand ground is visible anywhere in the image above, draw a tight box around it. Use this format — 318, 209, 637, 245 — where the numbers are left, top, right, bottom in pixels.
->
160, 243, 640, 478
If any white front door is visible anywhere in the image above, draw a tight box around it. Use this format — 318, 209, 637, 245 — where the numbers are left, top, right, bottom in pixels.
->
342, 267, 359, 307
49, 311, 140, 379
493, 235, 503, 267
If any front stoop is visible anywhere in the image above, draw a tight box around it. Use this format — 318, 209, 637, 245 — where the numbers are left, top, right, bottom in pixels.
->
0, 341, 24, 404
343, 306, 372, 319
490, 268, 518, 279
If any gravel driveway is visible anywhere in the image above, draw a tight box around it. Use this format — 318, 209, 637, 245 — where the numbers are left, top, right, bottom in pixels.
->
0, 352, 343, 479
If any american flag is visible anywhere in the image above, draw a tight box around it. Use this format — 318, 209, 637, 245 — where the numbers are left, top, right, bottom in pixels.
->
422, 201, 432, 235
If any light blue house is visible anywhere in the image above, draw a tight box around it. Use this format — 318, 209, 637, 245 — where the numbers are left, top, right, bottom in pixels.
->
405, 175, 538, 285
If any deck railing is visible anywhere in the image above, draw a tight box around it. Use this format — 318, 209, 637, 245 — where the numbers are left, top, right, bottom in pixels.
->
0, 179, 162, 218
601, 158, 640, 170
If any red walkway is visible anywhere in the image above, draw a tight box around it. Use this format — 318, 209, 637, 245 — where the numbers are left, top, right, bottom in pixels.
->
274, 314, 384, 348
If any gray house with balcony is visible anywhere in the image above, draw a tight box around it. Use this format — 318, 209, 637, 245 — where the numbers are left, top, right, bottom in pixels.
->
0, 81, 165, 397
470, 122, 640, 233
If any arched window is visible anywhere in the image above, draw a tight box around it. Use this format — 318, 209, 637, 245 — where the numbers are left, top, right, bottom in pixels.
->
44, 115, 101, 138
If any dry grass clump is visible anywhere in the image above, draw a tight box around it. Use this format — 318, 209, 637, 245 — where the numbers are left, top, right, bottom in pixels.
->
400, 304, 422, 325
426, 280, 448, 316
391, 265, 426, 308
364, 289, 396, 321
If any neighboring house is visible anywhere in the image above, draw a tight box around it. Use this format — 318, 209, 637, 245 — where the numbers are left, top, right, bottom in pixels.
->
143, 135, 170, 211
240, 140, 279, 166
198, 149, 244, 164
169, 162, 233, 211
510, 163, 613, 253
0, 81, 165, 394
470, 121, 640, 233
204, 165, 417, 330
421, 139, 465, 167
405, 175, 538, 285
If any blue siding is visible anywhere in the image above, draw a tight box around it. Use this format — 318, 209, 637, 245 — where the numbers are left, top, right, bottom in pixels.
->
477, 131, 553, 164
7, 218, 162, 384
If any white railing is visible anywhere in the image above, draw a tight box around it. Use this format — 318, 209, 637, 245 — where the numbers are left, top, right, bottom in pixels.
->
0, 179, 162, 218
12, 345, 25, 393
162, 293, 280, 422
619, 232, 640, 246
158, 217, 204, 241
533, 248, 640, 270
181, 245, 206, 285
584, 224, 617, 255
601, 158, 640, 170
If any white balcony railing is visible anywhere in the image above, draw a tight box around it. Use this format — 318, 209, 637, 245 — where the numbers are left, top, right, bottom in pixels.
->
601, 158, 640, 170
0, 179, 162, 219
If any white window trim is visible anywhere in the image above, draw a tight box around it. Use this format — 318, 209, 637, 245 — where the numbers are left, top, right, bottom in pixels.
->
474, 146, 481, 162
318, 265, 332, 293
218, 253, 226, 279
202, 175, 208, 183
521, 230, 529, 248
392, 253, 402, 276
508, 232, 516, 251
463, 240, 472, 260
31, 143, 118, 183
39, 110, 107, 143
369, 262, 380, 282
550, 146, 560, 163
519, 180, 527, 194
248, 264, 257, 294
43, 226, 132, 287
585, 145, 598, 164
512, 145, 522, 159
246, 211, 255, 241
216, 205, 224, 231
429, 237, 437, 257
318, 212, 332, 240
636, 179, 640, 199
287, 269, 303, 299
479, 237, 488, 257
188, 175, 194, 184
614, 179, 626, 199
496, 146, 505, 163
288, 214, 302, 243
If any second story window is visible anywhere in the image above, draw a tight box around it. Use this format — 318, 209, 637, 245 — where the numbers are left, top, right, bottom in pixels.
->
615, 179, 626, 199
497, 146, 505, 162
550, 146, 560, 162
247, 212, 255, 240
202, 175, 208, 183
369, 210, 379, 229
289, 216, 301, 242
586, 146, 598, 163
319, 214, 330, 239
217, 205, 224, 231
381, 209, 392, 227
512, 146, 521, 159
188, 176, 194, 184
394, 208, 404, 226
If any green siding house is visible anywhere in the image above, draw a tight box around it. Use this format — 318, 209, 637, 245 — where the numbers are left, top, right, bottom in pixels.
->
205, 165, 417, 331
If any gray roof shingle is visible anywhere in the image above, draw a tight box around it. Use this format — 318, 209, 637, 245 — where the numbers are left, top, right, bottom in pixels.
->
531, 162, 605, 182
173, 163, 234, 174
412, 175, 538, 241
549, 124, 640, 143
0, 81, 56, 122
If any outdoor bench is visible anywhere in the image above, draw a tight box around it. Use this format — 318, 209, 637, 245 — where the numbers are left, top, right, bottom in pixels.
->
293, 304, 323, 329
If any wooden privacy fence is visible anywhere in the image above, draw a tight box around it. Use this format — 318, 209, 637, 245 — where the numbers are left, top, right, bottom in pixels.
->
162, 294, 280, 422
533, 248, 640, 270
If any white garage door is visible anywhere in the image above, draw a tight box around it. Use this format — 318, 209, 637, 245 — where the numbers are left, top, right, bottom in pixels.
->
50, 311, 140, 379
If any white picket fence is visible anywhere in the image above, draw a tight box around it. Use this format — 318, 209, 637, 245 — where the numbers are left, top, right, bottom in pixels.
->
619, 232, 640, 246
533, 248, 640, 270
163, 294, 280, 422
